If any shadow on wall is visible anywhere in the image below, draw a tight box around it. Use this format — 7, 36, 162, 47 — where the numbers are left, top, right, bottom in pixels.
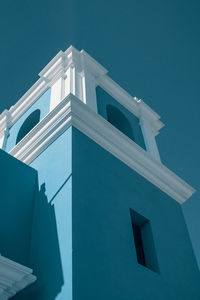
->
106, 105, 135, 141
0, 149, 37, 266
16, 109, 41, 145
14, 182, 64, 300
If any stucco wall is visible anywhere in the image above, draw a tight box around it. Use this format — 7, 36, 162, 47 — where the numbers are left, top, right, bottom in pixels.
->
12, 126, 200, 299
72, 127, 200, 300
0, 149, 37, 266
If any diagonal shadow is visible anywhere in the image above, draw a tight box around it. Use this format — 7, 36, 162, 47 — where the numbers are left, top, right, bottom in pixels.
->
49, 173, 72, 204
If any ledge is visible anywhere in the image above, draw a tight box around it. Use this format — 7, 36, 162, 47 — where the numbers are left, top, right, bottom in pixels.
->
9, 94, 195, 204
0, 255, 36, 299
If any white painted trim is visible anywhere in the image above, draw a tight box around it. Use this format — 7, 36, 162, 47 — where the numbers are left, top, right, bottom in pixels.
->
10, 97, 72, 162
82, 70, 98, 113
140, 117, 161, 162
0, 110, 11, 150
9, 94, 195, 204
50, 77, 62, 111
0, 46, 164, 139
0, 254, 36, 299
9, 79, 48, 126
138, 100, 164, 136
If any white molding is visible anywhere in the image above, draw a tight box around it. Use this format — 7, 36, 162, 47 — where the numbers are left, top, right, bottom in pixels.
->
140, 117, 161, 162
9, 94, 195, 204
10, 96, 72, 163
82, 70, 98, 113
80, 49, 108, 77
138, 100, 164, 136
0, 110, 10, 133
50, 77, 62, 111
0, 46, 164, 139
0, 255, 36, 299
9, 79, 48, 127
0, 110, 11, 150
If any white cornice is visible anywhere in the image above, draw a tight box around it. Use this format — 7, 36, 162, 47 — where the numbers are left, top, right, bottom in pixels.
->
39, 50, 64, 79
80, 50, 108, 77
0, 46, 164, 136
138, 100, 164, 135
0, 255, 36, 299
9, 94, 194, 204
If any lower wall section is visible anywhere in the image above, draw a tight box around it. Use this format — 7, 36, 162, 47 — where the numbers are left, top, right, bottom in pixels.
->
72, 127, 200, 300
0, 150, 37, 267
10, 126, 200, 300
14, 127, 73, 300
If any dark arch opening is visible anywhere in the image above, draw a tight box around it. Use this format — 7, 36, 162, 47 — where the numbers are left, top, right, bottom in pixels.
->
16, 109, 41, 144
106, 105, 135, 141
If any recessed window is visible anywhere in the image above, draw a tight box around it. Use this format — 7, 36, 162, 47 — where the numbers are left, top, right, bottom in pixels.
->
130, 209, 159, 273
16, 109, 41, 144
106, 105, 135, 141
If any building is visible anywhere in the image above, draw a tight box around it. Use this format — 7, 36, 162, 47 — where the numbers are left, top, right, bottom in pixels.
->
0, 46, 200, 299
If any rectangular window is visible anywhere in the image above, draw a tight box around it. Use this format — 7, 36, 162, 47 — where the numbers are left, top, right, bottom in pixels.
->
130, 209, 159, 273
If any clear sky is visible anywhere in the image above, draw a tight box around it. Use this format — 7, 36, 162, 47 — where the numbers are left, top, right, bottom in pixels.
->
1, 0, 200, 262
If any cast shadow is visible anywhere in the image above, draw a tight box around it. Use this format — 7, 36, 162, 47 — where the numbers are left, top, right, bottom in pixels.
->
14, 182, 64, 300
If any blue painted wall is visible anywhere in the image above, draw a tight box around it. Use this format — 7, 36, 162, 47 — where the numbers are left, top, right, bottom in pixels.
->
1, 0, 200, 274
0, 149, 37, 266
72, 127, 200, 300
6, 88, 51, 152
15, 128, 73, 300
9, 126, 200, 299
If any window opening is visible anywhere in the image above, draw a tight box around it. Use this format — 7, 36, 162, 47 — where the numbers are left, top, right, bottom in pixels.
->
130, 209, 159, 273
16, 109, 41, 144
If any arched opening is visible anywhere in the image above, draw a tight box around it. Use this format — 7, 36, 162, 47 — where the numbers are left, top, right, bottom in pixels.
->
106, 105, 135, 141
16, 109, 41, 144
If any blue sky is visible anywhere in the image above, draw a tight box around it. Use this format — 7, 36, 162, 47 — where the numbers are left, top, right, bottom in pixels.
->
1, 0, 200, 261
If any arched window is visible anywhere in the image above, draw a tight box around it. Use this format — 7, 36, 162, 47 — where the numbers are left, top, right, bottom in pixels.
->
16, 109, 41, 144
106, 105, 135, 141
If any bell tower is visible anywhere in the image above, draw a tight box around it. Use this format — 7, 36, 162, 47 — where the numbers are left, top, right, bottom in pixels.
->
0, 46, 199, 300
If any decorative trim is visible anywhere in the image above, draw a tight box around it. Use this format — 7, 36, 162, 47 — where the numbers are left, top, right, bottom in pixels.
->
0, 46, 164, 138
0, 255, 36, 299
9, 94, 195, 204
0, 110, 10, 133
80, 49, 108, 77
10, 97, 72, 163
9, 79, 48, 127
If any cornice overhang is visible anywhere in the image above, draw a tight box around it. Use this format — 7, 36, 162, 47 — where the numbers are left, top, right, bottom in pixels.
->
0, 255, 36, 299
0, 46, 163, 136
9, 94, 194, 204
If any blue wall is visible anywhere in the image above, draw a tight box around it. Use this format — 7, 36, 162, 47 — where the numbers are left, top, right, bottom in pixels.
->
11, 126, 200, 299
1, 0, 200, 277
0, 149, 37, 266
19, 128, 73, 300
6, 88, 51, 152
72, 127, 200, 300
